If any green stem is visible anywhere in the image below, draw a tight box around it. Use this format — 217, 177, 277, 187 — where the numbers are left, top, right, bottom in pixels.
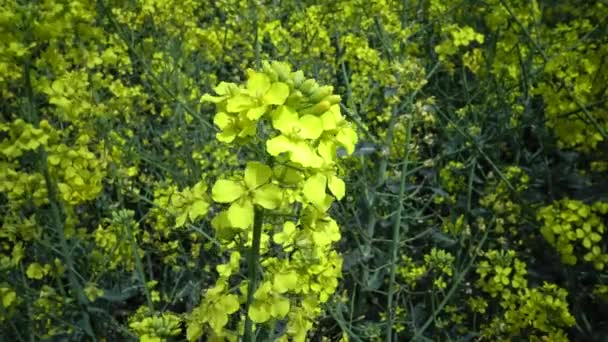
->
126, 219, 154, 310
98, 0, 214, 131
22, 58, 96, 340
251, 0, 261, 69
412, 229, 489, 341
386, 118, 412, 342
356, 107, 396, 314
244, 207, 264, 342
112, 168, 154, 311
498, 0, 608, 140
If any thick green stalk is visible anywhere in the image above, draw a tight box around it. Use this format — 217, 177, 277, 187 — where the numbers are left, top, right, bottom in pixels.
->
112, 170, 154, 311
41, 164, 96, 339
386, 119, 412, 341
250, 0, 261, 69
126, 220, 154, 310
23, 59, 96, 339
244, 207, 264, 342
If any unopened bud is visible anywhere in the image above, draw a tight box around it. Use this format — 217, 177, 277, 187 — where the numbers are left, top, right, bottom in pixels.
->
262, 61, 278, 82
322, 94, 341, 105
302, 100, 331, 115
292, 70, 305, 87
271, 61, 292, 82
299, 79, 318, 95
310, 85, 333, 103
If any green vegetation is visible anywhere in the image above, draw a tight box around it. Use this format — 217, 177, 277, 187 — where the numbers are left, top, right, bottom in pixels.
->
1, 0, 607, 341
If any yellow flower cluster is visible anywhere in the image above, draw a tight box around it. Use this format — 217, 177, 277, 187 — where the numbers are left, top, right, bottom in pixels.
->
186, 61, 358, 341
475, 250, 575, 340
480, 166, 529, 235
538, 199, 608, 270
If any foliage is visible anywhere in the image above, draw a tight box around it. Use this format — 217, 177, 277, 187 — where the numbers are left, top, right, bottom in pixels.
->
1, 0, 607, 341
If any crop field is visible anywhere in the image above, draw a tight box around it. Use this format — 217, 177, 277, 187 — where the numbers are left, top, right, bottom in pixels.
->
1, 0, 608, 341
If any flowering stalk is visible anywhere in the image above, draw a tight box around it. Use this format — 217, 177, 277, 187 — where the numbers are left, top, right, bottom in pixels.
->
244, 208, 263, 342
186, 60, 358, 341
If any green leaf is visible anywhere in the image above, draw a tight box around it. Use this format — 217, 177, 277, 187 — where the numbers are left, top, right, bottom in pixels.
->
244, 162, 272, 189
263, 82, 290, 105
302, 174, 327, 209
227, 200, 254, 229
431, 231, 458, 247
212, 179, 245, 203
100, 287, 138, 302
